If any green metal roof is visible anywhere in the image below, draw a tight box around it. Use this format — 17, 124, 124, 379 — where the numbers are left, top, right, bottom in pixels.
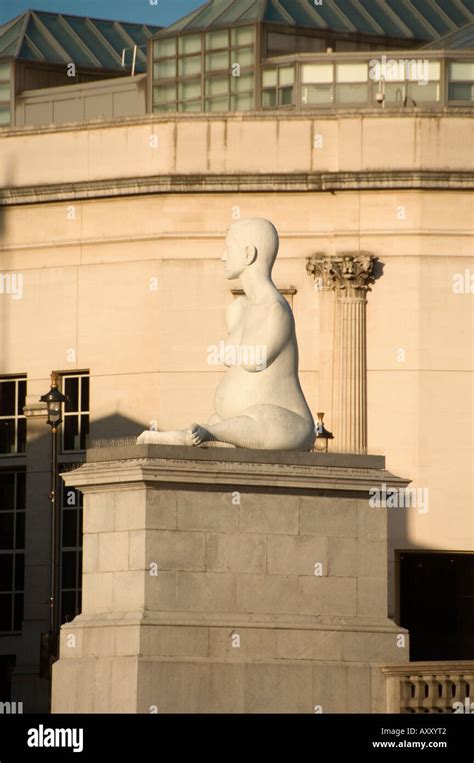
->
157, 0, 474, 42
0, 9, 161, 72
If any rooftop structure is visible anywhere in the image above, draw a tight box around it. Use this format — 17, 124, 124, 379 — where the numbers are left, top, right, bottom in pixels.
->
163, 0, 473, 43
0, 9, 160, 126
0, 2, 473, 126
0, 9, 160, 70
150, 0, 474, 114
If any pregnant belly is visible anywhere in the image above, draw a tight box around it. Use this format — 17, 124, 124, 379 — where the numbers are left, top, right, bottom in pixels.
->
214, 366, 311, 422
214, 369, 246, 419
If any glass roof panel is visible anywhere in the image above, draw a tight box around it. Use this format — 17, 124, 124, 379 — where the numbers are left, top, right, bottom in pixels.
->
264, 4, 295, 24
333, 0, 380, 35
27, 18, 68, 63
460, 0, 474, 13
433, 0, 472, 26
188, 0, 237, 28
17, 37, 41, 60
93, 19, 129, 51
39, 14, 100, 67
0, 12, 159, 71
386, 0, 440, 39
64, 16, 120, 67
0, 18, 24, 57
359, 0, 411, 38
0, 39, 18, 58
410, 0, 454, 36
424, 21, 474, 49
290, 0, 351, 31
277, 0, 322, 27
155, 0, 472, 41
119, 23, 146, 44
217, 0, 258, 24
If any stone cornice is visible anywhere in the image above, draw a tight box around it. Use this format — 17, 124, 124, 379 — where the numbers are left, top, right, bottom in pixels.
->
0, 171, 472, 206
61, 453, 410, 493
380, 662, 474, 675
1, 107, 473, 138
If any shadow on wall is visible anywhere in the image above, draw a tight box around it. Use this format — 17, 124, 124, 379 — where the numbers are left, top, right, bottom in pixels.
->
5, 410, 144, 712
0, 156, 17, 373
87, 411, 146, 445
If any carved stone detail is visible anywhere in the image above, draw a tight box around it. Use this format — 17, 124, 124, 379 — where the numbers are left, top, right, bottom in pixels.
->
307, 254, 377, 296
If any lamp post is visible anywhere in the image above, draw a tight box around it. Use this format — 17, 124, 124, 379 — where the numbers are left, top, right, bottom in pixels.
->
314, 412, 334, 453
39, 372, 68, 681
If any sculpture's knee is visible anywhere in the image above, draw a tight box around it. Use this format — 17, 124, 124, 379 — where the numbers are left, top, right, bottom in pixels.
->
244, 405, 315, 451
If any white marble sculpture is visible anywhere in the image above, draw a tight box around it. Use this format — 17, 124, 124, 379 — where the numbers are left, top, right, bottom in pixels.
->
137, 218, 315, 450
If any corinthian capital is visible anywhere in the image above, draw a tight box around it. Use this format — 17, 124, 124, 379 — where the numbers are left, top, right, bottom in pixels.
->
307, 254, 377, 295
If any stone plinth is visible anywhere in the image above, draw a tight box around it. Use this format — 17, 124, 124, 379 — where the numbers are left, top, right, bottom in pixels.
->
52, 445, 410, 714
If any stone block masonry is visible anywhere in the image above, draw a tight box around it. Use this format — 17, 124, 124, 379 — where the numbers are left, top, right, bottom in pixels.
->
52, 444, 410, 713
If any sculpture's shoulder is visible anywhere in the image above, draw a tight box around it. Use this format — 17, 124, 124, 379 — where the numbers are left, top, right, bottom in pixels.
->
226, 295, 248, 333
270, 295, 294, 326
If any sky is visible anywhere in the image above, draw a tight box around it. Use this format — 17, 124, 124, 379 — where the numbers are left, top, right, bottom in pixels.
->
0, 0, 206, 26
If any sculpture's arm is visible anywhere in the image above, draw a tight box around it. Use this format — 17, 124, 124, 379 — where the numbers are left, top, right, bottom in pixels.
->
241, 302, 292, 373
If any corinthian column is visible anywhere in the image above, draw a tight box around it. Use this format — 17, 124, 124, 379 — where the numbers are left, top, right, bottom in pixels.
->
307, 254, 377, 454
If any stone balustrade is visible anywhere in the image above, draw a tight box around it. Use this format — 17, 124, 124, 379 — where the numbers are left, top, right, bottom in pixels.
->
381, 663, 474, 713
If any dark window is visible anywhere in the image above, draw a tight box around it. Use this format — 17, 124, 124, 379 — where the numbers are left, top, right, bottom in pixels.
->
0, 378, 26, 455
399, 552, 474, 661
267, 32, 325, 55
0, 471, 26, 633
0, 655, 15, 701
59, 477, 83, 624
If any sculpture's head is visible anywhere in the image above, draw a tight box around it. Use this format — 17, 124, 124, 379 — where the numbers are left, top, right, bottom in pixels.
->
222, 218, 279, 280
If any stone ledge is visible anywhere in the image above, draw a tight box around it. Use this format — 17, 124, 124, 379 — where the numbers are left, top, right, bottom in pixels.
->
62, 450, 409, 493
86, 443, 385, 468
65, 611, 406, 634
3, 107, 474, 139
380, 661, 474, 675
1, 170, 472, 206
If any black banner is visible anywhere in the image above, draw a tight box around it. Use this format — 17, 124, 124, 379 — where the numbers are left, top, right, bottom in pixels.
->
0, 713, 472, 760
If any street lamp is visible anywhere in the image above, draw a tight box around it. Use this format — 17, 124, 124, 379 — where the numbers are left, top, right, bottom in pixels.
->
314, 412, 334, 453
39, 373, 68, 682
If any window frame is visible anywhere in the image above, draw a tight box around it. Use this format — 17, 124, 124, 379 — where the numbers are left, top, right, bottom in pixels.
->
0, 60, 12, 128
59, 372, 90, 454
0, 469, 25, 634
151, 26, 256, 113
58, 473, 82, 625
296, 58, 443, 109
0, 376, 27, 457
447, 60, 474, 105
261, 64, 295, 110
